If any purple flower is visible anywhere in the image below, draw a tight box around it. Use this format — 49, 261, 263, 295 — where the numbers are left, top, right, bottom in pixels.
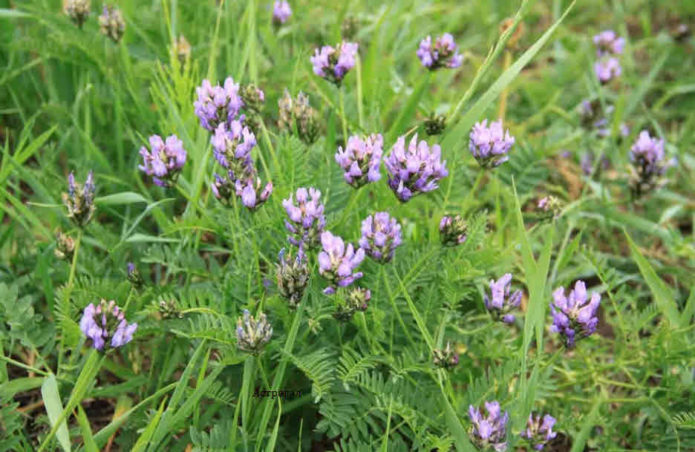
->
79, 299, 137, 350
468, 401, 509, 452
469, 119, 515, 168
211, 121, 256, 177
439, 215, 467, 246
210, 171, 236, 204
359, 212, 402, 263
194, 77, 244, 131
593, 30, 625, 56
417, 33, 463, 70
272, 1, 291, 25
98, 5, 125, 43
62, 171, 96, 227
484, 274, 522, 324
384, 134, 448, 202
318, 231, 365, 294
550, 280, 601, 348
311, 41, 359, 85
282, 187, 326, 247
138, 134, 187, 187
629, 130, 674, 197
521, 413, 558, 450
335, 134, 383, 188
235, 177, 273, 210
236, 309, 273, 354
594, 57, 621, 84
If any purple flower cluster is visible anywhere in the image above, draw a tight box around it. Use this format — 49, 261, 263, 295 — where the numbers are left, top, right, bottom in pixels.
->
272, 1, 292, 25
484, 274, 522, 324
468, 401, 509, 452
439, 215, 467, 246
98, 5, 125, 43
550, 281, 601, 348
580, 100, 629, 138
194, 78, 244, 131
384, 134, 448, 202
79, 299, 137, 350
210, 121, 271, 210
335, 134, 383, 188
318, 231, 365, 294
283, 187, 326, 247
592, 30, 624, 84
521, 413, 558, 450
359, 212, 402, 263
593, 30, 625, 56
62, 171, 96, 227
138, 134, 187, 187
416, 33, 463, 70
469, 119, 515, 168
629, 130, 673, 197
311, 41, 359, 85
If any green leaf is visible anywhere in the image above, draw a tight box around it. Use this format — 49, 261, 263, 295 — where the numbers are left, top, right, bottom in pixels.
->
41, 374, 71, 452
76, 405, 99, 452
625, 231, 681, 327
95, 192, 148, 206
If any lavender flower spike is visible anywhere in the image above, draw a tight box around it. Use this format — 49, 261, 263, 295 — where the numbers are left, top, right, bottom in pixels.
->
318, 231, 365, 294
550, 280, 601, 348
484, 273, 522, 324
593, 30, 625, 56
62, 171, 96, 227
235, 177, 273, 210
384, 134, 448, 202
282, 187, 326, 248
629, 130, 673, 197
469, 119, 515, 168
311, 41, 359, 86
79, 299, 137, 350
236, 309, 273, 354
594, 57, 621, 84
417, 33, 463, 70
272, 1, 292, 25
194, 77, 244, 131
277, 247, 310, 309
335, 134, 383, 188
521, 413, 557, 450
468, 401, 509, 452
359, 212, 402, 263
211, 121, 256, 177
138, 134, 187, 187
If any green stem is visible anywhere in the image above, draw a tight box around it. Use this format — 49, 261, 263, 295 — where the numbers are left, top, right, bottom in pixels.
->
339, 87, 348, 140
57, 230, 82, 373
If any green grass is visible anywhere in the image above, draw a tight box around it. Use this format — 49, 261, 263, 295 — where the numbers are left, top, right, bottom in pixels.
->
1, 0, 695, 450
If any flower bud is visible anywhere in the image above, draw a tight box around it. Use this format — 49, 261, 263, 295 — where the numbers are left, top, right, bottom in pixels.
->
276, 248, 310, 309
54, 230, 75, 260
236, 309, 273, 354
439, 215, 467, 246
64, 0, 90, 28
62, 171, 96, 227
432, 342, 459, 370
98, 5, 126, 43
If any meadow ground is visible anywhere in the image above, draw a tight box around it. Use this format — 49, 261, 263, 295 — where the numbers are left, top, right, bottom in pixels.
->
1, 0, 695, 451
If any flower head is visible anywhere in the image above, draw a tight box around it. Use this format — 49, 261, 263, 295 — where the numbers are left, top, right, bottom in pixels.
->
318, 231, 365, 294
594, 57, 621, 84
235, 176, 273, 210
432, 342, 459, 370
469, 119, 515, 168
468, 401, 509, 452
54, 230, 75, 260
126, 262, 144, 289
194, 77, 244, 132
276, 247, 309, 309
424, 113, 447, 136
79, 299, 137, 350
537, 196, 563, 221
550, 280, 601, 348
359, 212, 402, 263
311, 41, 359, 85
335, 134, 383, 188
62, 171, 96, 227
333, 286, 371, 321
172, 35, 191, 67
210, 171, 236, 205
484, 274, 522, 324
629, 130, 673, 197
278, 90, 320, 144
211, 121, 256, 177
521, 413, 557, 450
593, 30, 625, 56
64, 0, 90, 28
239, 84, 265, 132
384, 134, 448, 202
138, 134, 187, 187
98, 5, 125, 43
272, 1, 292, 25
236, 309, 273, 354
417, 33, 463, 70
439, 215, 467, 246
282, 187, 326, 247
